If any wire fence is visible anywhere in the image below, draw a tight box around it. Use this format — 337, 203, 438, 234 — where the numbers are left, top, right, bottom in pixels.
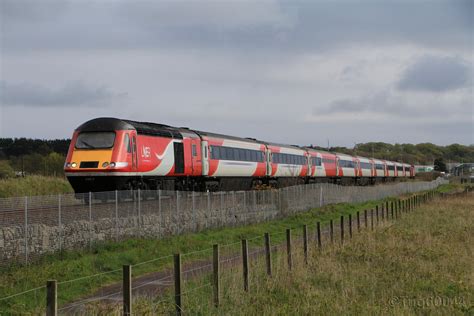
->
0, 179, 447, 266
1, 187, 470, 315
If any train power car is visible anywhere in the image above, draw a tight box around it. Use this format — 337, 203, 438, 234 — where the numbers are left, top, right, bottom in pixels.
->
64, 117, 414, 193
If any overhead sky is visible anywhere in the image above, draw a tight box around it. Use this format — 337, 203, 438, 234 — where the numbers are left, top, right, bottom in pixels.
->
0, 0, 472, 147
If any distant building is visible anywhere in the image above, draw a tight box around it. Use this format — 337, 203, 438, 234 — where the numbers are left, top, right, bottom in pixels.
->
451, 163, 474, 177
415, 165, 434, 173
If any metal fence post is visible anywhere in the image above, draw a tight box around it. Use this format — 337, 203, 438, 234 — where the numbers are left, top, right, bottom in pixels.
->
89, 192, 92, 250
24, 196, 28, 265
58, 195, 62, 253
158, 189, 162, 235
115, 190, 119, 241
192, 191, 196, 232
138, 189, 141, 237
176, 191, 180, 234
319, 186, 323, 207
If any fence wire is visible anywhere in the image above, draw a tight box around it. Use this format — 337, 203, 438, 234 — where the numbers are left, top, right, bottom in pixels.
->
0, 179, 447, 265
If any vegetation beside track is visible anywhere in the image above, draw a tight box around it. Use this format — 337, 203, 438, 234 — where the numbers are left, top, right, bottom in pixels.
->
0, 175, 73, 198
0, 182, 467, 313
166, 191, 473, 315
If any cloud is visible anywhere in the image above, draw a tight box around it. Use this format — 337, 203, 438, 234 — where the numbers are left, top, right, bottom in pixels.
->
313, 88, 472, 119
0, 80, 124, 107
1, 1, 471, 53
397, 55, 471, 92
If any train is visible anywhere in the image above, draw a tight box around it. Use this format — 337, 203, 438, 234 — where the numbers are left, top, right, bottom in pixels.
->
64, 117, 415, 193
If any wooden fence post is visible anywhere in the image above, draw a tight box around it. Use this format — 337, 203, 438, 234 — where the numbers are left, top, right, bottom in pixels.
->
303, 225, 308, 265
357, 211, 360, 232
340, 215, 344, 245
381, 204, 385, 221
242, 239, 249, 291
370, 209, 374, 230
391, 201, 394, 220
316, 222, 322, 249
123, 265, 132, 316
46, 280, 57, 316
264, 233, 272, 276
376, 205, 379, 224
349, 214, 352, 239
364, 210, 368, 228
286, 229, 292, 270
213, 244, 220, 307
174, 254, 182, 315
330, 220, 334, 243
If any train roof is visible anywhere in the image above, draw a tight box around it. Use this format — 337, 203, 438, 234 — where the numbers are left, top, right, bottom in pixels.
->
76, 117, 183, 139
192, 130, 264, 145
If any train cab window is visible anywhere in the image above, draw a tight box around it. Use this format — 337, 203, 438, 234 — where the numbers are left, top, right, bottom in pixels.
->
124, 134, 131, 153
192, 144, 197, 157
76, 132, 116, 149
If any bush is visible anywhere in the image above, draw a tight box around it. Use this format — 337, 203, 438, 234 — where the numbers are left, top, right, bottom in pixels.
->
0, 160, 14, 179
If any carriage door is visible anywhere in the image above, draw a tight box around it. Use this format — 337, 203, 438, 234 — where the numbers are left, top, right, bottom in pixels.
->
201, 141, 209, 176
174, 142, 185, 174
266, 149, 272, 176
132, 136, 138, 171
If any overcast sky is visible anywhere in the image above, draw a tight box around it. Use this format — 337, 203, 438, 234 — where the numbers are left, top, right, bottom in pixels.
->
0, 0, 472, 147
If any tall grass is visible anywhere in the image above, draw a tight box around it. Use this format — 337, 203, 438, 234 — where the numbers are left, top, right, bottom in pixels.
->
0, 175, 73, 198
138, 194, 474, 315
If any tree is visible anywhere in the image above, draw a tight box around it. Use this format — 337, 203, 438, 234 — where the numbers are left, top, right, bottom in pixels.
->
434, 158, 447, 172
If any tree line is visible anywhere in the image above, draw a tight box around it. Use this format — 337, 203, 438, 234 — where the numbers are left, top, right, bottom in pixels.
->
0, 138, 473, 178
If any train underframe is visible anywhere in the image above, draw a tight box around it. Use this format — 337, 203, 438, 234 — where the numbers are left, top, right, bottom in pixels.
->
67, 174, 404, 193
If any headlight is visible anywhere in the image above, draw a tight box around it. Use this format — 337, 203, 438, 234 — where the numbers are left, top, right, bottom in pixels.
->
66, 163, 71, 168
109, 162, 116, 168
71, 162, 77, 168
102, 162, 109, 168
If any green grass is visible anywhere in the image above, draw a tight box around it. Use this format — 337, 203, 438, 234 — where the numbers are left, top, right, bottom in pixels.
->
0, 175, 73, 198
147, 192, 474, 315
0, 183, 465, 314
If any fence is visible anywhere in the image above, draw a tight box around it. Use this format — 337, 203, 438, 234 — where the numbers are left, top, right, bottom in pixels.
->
3, 187, 468, 315
0, 178, 447, 265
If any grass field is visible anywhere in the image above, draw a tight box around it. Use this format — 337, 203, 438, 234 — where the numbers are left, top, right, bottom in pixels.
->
151, 191, 474, 315
0, 175, 73, 198
0, 183, 469, 314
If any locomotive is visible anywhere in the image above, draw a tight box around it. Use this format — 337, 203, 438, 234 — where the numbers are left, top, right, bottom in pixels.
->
64, 117, 415, 193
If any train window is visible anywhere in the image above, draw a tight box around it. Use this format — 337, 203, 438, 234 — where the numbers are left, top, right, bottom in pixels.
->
124, 134, 131, 153
209, 145, 265, 162
76, 132, 116, 149
272, 152, 306, 165
192, 144, 197, 157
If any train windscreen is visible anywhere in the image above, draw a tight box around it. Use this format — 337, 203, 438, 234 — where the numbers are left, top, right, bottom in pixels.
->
76, 132, 116, 149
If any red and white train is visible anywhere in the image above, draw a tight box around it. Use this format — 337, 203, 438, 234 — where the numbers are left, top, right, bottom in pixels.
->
64, 117, 415, 192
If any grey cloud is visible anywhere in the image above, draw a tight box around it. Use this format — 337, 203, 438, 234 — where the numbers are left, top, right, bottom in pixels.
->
0, 80, 123, 107
314, 88, 471, 118
397, 55, 471, 92
0, 1, 471, 53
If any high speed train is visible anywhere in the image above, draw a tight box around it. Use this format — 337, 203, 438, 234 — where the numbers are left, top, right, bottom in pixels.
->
64, 117, 414, 193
